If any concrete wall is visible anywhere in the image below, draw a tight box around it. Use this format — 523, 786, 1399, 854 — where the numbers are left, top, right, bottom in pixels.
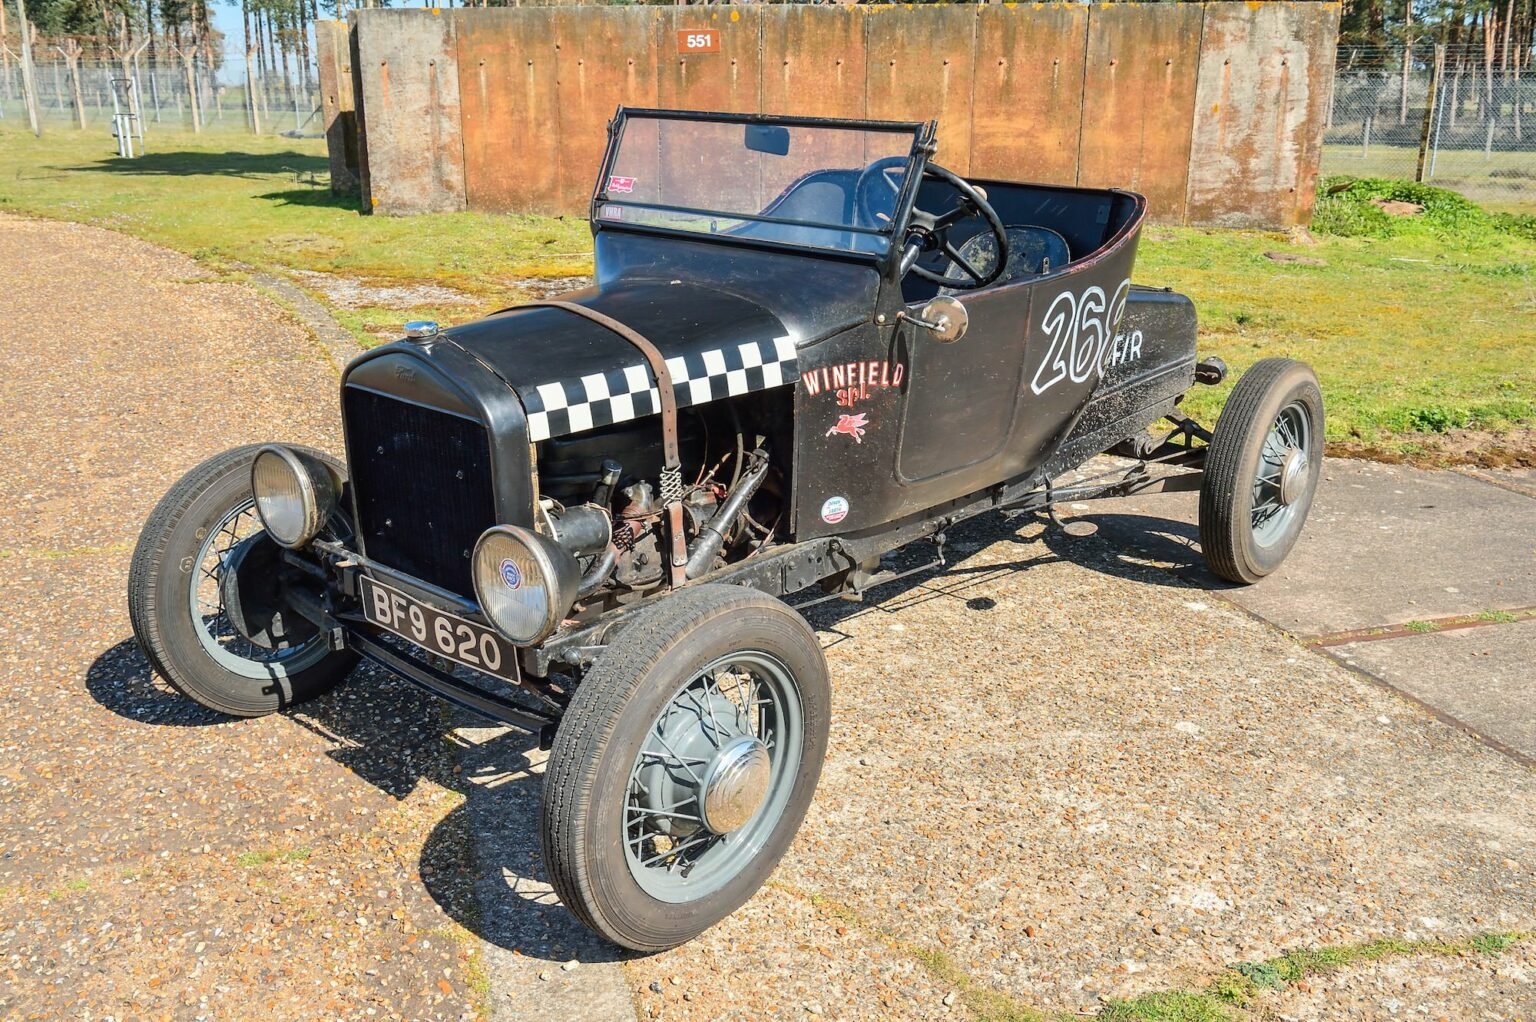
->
324, 2, 1340, 228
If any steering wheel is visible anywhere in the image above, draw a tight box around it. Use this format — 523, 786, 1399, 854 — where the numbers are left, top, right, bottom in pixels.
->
853, 157, 1009, 290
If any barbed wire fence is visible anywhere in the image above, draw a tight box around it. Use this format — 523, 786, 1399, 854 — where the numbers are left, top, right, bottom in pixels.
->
0, 49, 322, 139
1323, 44, 1534, 204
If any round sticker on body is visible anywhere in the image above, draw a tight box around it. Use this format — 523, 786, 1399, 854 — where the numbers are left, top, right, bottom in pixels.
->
499, 558, 523, 590
820, 496, 849, 525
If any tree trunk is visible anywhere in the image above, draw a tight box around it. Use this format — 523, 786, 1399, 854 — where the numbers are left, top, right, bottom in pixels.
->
1399, 0, 1413, 125
15, 0, 42, 136
1, 0, 11, 104
56, 41, 87, 129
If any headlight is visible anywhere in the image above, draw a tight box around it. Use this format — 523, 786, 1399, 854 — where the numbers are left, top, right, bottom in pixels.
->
251, 445, 338, 549
472, 525, 582, 645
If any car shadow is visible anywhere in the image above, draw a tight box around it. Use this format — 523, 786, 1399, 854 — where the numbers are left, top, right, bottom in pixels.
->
1037, 509, 1240, 591
80, 501, 1220, 964
83, 638, 627, 963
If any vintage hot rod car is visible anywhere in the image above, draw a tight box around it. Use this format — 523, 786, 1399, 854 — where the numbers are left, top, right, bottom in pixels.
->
130, 109, 1323, 950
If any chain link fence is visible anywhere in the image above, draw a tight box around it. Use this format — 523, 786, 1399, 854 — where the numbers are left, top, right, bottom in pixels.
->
0, 53, 321, 138
1324, 47, 1535, 206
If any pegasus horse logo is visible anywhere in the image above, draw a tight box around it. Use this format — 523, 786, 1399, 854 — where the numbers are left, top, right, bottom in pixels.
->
825, 413, 869, 444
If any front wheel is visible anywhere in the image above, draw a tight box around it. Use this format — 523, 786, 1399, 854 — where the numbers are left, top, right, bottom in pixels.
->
127, 444, 358, 716
541, 584, 830, 951
1199, 358, 1324, 584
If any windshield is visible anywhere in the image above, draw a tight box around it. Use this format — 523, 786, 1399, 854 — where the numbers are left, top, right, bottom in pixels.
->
596, 112, 921, 257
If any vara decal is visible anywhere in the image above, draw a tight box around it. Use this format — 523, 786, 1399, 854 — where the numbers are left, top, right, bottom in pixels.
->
825, 412, 869, 444
820, 496, 849, 525
1030, 278, 1132, 396
607, 175, 637, 194
499, 558, 523, 590
801, 359, 904, 409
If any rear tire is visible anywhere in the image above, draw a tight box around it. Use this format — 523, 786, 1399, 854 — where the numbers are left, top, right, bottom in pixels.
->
127, 444, 358, 716
1199, 358, 1324, 584
541, 584, 830, 952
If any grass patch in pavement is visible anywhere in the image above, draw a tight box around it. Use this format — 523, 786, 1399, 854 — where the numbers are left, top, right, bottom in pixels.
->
235, 846, 311, 868
1, 128, 1531, 459
777, 882, 1530, 1021
1101, 932, 1533, 1020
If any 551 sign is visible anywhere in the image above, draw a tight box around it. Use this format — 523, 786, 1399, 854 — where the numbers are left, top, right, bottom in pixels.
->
677, 29, 721, 53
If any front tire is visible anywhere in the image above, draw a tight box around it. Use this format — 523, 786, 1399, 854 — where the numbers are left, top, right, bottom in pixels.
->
541, 584, 830, 952
1199, 358, 1324, 584
127, 444, 358, 716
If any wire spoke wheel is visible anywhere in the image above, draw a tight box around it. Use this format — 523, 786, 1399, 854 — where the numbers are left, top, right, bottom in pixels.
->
541, 583, 829, 951
1199, 359, 1324, 584
129, 444, 356, 717
623, 652, 803, 902
187, 498, 329, 678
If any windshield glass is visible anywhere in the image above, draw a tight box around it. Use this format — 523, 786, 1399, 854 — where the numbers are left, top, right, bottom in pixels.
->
596, 113, 920, 257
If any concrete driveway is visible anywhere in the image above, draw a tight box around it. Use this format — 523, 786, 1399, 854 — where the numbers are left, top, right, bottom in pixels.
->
3, 214, 1533, 1022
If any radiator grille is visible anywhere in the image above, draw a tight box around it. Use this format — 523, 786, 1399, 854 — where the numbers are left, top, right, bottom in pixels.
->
343, 386, 496, 597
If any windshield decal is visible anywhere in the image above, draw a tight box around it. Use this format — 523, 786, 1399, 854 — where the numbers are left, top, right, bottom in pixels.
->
607, 175, 637, 194
521, 335, 798, 442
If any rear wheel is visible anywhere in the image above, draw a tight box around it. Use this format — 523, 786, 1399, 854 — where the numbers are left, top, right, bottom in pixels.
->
1199, 358, 1324, 583
541, 584, 830, 951
127, 445, 358, 716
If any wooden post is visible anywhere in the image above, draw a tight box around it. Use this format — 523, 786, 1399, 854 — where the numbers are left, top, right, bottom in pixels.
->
0, 0, 11, 103
1416, 45, 1445, 181
15, 0, 40, 136
172, 43, 201, 132
55, 39, 86, 129
245, 42, 261, 134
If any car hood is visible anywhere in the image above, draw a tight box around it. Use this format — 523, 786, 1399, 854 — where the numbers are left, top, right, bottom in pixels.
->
439, 281, 803, 442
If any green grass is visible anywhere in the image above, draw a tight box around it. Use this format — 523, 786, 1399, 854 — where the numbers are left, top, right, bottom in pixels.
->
1477, 609, 1519, 623
1403, 619, 1439, 633
1139, 182, 1536, 452
2, 126, 1532, 459
235, 847, 311, 868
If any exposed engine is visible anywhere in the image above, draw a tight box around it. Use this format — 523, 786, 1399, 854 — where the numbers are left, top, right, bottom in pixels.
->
532, 393, 791, 613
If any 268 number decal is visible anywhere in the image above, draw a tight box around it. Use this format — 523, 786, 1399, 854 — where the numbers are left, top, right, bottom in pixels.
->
1030, 278, 1133, 396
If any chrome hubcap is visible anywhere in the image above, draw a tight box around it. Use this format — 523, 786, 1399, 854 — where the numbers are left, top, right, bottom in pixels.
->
624, 651, 803, 903
700, 736, 772, 834
1278, 447, 1308, 506
1251, 402, 1313, 547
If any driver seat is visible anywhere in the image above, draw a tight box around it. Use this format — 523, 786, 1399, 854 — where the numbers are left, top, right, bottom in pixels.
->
939, 226, 1071, 293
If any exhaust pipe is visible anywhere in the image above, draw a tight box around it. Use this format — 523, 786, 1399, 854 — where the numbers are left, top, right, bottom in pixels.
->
685, 450, 770, 580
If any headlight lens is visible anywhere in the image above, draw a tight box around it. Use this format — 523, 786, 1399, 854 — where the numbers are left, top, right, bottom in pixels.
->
472, 525, 581, 645
251, 446, 336, 548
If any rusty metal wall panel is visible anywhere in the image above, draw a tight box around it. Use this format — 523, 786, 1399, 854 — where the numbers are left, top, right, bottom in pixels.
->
762, 6, 867, 120
658, 7, 762, 115
315, 20, 360, 194
970, 4, 1086, 185
1078, 2, 1201, 223
864, 5, 978, 174
553, 6, 665, 214
1186, 2, 1341, 228
456, 9, 559, 215
354, 9, 465, 215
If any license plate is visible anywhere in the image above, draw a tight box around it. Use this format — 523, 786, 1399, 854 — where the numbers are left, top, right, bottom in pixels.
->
359, 576, 519, 682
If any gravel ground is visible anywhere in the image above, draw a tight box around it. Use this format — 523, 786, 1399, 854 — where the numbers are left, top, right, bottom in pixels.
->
0, 215, 482, 1021
627, 515, 1536, 1019
4, 213, 1533, 1021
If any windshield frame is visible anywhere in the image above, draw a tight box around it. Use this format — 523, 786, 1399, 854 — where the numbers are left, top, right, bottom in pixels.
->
590, 108, 936, 268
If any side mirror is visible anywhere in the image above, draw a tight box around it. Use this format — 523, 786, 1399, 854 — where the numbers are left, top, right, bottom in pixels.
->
744, 124, 791, 157
910, 296, 968, 344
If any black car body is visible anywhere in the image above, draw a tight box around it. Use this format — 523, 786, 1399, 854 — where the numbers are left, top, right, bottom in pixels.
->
132, 108, 1323, 951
